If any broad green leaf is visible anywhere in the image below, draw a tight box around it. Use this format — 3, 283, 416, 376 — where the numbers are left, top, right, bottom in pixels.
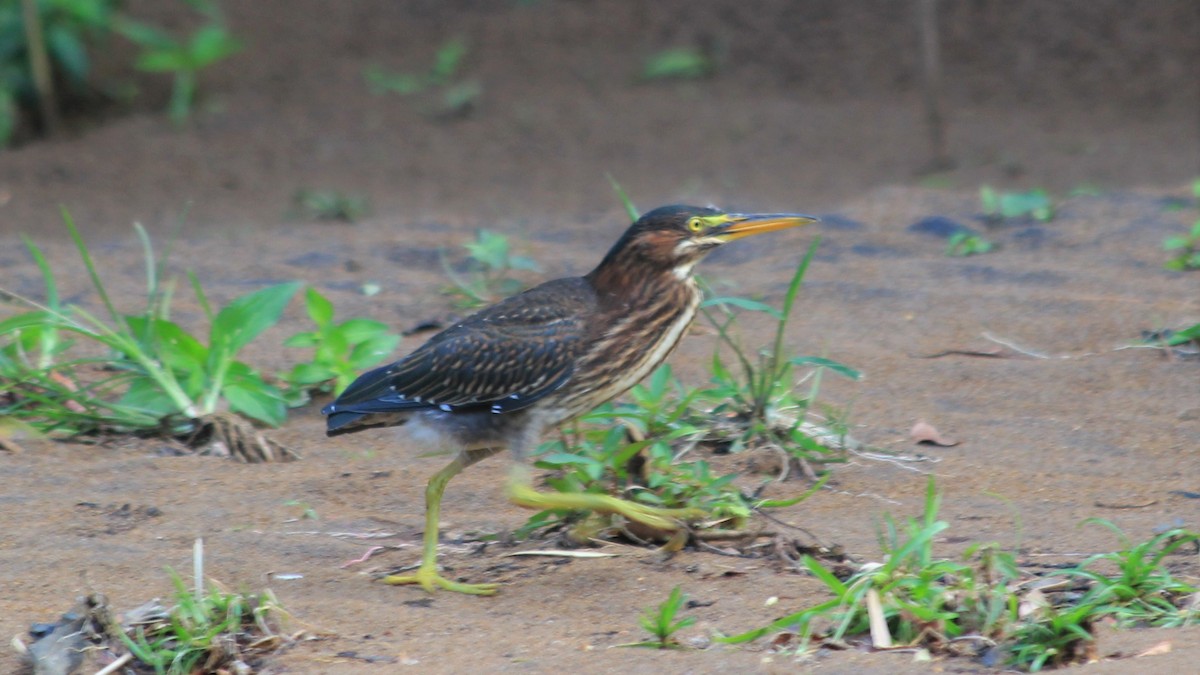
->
209, 282, 301, 358
288, 362, 334, 386
349, 333, 400, 366
222, 372, 287, 426
118, 377, 187, 418
124, 316, 208, 374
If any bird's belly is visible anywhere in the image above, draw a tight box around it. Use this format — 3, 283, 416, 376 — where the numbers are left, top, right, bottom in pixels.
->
392, 408, 529, 455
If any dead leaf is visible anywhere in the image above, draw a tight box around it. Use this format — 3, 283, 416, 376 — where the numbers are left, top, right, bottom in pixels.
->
867, 587, 893, 648
1134, 641, 1172, 657
1018, 588, 1049, 619
911, 419, 960, 446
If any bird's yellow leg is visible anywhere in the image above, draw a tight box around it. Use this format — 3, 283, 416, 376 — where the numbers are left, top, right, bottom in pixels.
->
382, 454, 499, 595
506, 465, 706, 531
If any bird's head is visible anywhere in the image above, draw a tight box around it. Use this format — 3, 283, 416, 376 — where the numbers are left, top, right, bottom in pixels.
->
592, 205, 818, 281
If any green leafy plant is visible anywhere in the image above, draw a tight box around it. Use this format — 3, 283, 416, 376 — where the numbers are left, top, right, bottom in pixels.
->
290, 188, 369, 223
640, 47, 714, 81
0, 0, 123, 144
117, 6, 242, 124
719, 478, 1020, 652
621, 585, 697, 649
714, 479, 1197, 671
1163, 222, 1200, 271
0, 210, 299, 436
1006, 601, 1097, 672
980, 186, 1054, 222
282, 287, 399, 399
441, 229, 541, 308
945, 231, 994, 256
118, 540, 289, 674
364, 37, 480, 117
1060, 519, 1199, 627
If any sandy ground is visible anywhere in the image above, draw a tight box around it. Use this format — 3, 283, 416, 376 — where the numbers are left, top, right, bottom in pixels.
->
2, 2, 1199, 673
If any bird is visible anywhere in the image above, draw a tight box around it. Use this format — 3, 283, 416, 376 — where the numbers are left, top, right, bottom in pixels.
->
322, 205, 817, 595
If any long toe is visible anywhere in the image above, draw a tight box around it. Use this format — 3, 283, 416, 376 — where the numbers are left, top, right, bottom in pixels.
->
381, 567, 499, 596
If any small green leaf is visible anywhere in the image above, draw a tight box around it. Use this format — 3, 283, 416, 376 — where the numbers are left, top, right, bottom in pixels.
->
283, 332, 319, 348
641, 48, 712, 80
136, 48, 189, 73
188, 25, 242, 67
288, 362, 335, 385
789, 356, 862, 380
700, 296, 783, 319
337, 318, 392, 343
430, 37, 468, 84
303, 287, 335, 327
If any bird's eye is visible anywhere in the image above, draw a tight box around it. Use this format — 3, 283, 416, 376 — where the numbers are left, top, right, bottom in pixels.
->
686, 217, 703, 232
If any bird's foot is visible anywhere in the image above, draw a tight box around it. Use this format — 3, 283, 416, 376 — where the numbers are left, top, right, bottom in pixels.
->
381, 565, 498, 596
507, 481, 705, 531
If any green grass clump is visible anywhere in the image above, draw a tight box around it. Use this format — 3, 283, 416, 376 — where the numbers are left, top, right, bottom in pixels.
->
699, 245, 861, 468
0, 211, 298, 437
118, 540, 290, 674
1061, 519, 1199, 627
945, 232, 994, 256
713, 478, 1198, 672
364, 37, 481, 117
1163, 221, 1200, 271
717, 478, 1020, 653
290, 188, 369, 222
621, 586, 697, 649
980, 186, 1054, 223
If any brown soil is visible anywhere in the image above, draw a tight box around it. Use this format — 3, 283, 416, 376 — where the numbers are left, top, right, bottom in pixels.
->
2, 2, 1199, 673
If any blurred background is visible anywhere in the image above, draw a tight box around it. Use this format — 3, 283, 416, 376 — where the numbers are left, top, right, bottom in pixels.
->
0, 0, 1197, 235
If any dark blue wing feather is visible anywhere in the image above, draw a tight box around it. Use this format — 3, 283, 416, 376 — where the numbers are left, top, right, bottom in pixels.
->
322, 277, 595, 434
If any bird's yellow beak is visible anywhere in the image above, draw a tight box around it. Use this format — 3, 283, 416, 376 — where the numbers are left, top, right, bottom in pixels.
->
714, 213, 819, 242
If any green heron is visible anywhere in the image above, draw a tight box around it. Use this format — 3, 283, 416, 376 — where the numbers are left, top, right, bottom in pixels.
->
323, 205, 816, 594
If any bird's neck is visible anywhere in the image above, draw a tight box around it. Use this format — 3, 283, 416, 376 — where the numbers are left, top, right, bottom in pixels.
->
585, 255, 700, 311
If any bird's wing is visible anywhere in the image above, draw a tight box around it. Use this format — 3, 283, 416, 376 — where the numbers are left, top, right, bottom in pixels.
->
328, 279, 594, 416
